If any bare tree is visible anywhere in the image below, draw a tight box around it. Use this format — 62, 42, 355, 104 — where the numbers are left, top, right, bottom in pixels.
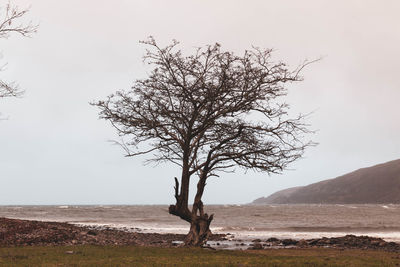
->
0, 1, 37, 100
92, 37, 314, 246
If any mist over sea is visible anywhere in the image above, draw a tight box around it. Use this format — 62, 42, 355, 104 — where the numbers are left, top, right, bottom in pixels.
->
1, 205, 400, 243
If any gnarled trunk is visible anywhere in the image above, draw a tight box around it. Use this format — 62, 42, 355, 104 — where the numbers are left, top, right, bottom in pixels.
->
184, 213, 213, 246
169, 206, 214, 246
169, 171, 214, 246
169, 201, 214, 246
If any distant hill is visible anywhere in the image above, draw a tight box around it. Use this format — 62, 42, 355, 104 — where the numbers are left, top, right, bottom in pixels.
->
253, 159, 400, 204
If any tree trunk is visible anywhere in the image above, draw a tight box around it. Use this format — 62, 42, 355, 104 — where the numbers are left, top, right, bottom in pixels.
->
184, 171, 213, 246
169, 164, 214, 246
184, 213, 213, 246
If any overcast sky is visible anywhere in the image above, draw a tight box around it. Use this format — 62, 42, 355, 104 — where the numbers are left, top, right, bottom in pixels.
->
0, 0, 399, 205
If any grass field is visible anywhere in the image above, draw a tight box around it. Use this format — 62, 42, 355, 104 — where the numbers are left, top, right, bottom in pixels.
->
1, 246, 400, 266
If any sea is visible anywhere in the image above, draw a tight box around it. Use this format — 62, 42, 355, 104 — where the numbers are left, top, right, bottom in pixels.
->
1, 204, 400, 247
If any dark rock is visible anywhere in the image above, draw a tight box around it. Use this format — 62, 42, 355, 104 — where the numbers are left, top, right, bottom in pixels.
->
298, 239, 307, 247
249, 243, 263, 250
281, 239, 298, 246
87, 230, 97, 236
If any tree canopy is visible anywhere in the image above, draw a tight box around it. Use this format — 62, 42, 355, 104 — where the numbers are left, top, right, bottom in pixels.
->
93, 37, 314, 246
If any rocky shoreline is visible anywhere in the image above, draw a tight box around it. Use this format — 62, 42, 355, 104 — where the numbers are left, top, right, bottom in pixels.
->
1, 217, 400, 252
246, 235, 400, 252
0, 217, 223, 247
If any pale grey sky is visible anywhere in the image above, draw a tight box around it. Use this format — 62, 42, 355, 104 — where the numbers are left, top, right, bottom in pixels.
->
0, 0, 399, 205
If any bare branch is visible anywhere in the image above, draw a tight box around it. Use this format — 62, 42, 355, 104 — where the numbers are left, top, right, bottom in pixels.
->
0, 1, 38, 102
0, 1, 38, 39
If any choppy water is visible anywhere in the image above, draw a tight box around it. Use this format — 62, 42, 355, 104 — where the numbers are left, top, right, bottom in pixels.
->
1, 204, 400, 243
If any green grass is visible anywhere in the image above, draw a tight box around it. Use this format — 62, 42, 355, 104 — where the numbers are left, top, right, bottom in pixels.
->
0, 246, 400, 266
